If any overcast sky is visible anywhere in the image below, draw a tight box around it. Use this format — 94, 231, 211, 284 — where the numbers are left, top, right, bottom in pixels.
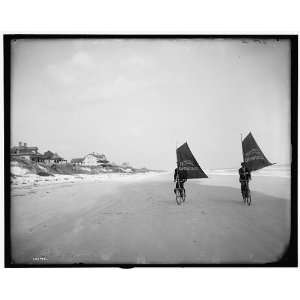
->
11, 38, 291, 170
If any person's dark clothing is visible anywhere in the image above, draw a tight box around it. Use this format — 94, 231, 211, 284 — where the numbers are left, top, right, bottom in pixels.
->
174, 168, 187, 182
174, 168, 187, 193
239, 166, 251, 193
175, 180, 185, 189
239, 166, 251, 181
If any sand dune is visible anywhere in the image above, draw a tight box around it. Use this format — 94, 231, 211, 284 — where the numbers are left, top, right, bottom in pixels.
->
10, 172, 290, 265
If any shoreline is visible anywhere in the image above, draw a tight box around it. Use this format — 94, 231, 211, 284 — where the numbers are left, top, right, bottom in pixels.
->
11, 171, 165, 189
11, 171, 291, 200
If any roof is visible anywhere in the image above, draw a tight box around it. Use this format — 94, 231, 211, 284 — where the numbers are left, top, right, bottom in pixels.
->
11, 145, 38, 150
98, 159, 109, 164
11, 147, 37, 154
30, 152, 44, 158
11, 149, 36, 155
11, 153, 32, 157
52, 153, 63, 160
43, 150, 54, 159
71, 158, 84, 163
41, 151, 64, 160
86, 153, 107, 160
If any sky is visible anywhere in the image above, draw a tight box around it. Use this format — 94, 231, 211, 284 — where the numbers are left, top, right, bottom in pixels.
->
11, 38, 291, 170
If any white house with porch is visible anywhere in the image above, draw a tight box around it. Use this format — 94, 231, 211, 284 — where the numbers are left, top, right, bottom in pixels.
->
82, 153, 109, 166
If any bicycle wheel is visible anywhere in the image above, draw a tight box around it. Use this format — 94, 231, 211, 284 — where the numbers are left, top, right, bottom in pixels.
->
175, 189, 182, 205
181, 189, 186, 203
242, 190, 246, 203
241, 187, 246, 203
247, 190, 251, 206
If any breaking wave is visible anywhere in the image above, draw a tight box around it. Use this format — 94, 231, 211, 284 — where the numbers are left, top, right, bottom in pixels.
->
206, 164, 291, 178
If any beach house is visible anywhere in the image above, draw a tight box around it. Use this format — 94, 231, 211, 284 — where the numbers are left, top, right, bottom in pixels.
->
11, 142, 66, 164
82, 153, 109, 166
43, 151, 66, 164
11, 142, 39, 160
71, 158, 84, 165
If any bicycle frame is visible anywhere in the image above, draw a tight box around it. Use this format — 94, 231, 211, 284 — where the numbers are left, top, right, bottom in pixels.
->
175, 177, 186, 205
241, 179, 251, 205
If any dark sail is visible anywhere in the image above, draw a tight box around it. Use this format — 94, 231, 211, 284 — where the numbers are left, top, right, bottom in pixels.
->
242, 132, 273, 171
176, 142, 208, 179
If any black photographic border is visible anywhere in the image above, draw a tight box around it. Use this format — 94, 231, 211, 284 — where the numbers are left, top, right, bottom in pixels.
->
3, 34, 298, 268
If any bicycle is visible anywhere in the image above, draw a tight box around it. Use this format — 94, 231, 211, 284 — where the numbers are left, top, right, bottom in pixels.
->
241, 180, 251, 206
174, 178, 186, 205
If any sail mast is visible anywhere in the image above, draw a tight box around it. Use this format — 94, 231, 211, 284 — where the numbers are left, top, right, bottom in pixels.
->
176, 141, 178, 168
176, 141, 178, 179
241, 133, 245, 163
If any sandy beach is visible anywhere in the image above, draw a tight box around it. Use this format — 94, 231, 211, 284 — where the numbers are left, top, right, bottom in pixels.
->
10, 171, 290, 265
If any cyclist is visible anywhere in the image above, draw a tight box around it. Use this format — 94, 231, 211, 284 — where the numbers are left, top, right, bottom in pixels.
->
174, 167, 187, 195
239, 162, 251, 197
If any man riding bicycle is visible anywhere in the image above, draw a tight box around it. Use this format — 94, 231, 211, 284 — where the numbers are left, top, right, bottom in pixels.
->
239, 162, 251, 195
174, 167, 187, 195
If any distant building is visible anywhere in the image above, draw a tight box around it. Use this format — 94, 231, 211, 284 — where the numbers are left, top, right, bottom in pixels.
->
11, 142, 66, 164
30, 153, 46, 163
43, 150, 66, 164
71, 158, 84, 165
11, 142, 38, 160
51, 153, 66, 164
82, 153, 109, 166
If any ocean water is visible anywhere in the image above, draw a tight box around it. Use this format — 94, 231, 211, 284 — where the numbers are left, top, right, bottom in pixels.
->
205, 164, 291, 178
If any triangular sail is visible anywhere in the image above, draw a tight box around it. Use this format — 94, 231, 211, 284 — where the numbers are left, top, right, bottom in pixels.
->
242, 132, 273, 171
176, 142, 208, 179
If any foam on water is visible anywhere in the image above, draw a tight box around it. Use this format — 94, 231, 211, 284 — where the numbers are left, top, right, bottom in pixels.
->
205, 164, 291, 178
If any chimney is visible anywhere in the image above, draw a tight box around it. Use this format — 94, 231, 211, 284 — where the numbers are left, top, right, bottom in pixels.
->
19, 142, 22, 147
24, 142, 27, 147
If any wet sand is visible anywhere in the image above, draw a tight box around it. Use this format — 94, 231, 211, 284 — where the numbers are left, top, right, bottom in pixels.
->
10, 173, 291, 264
